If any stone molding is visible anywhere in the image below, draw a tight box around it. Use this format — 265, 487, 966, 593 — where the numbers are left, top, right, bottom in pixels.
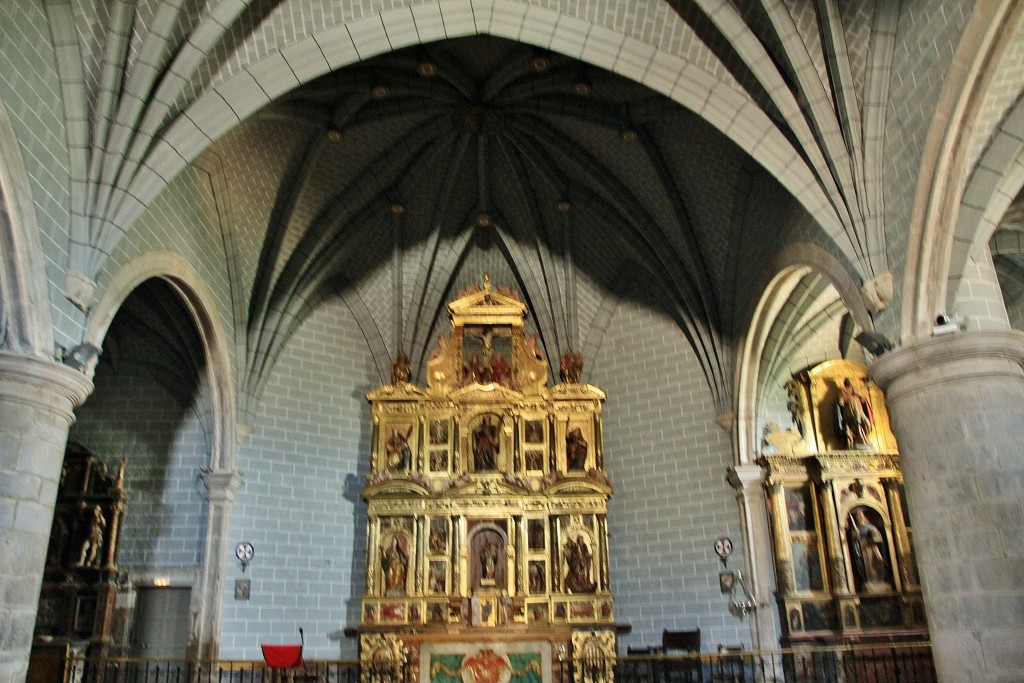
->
869, 329, 1024, 401
0, 351, 93, 415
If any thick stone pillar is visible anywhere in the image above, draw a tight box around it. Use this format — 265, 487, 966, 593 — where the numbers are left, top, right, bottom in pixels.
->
0, 352, 92, 683
871, 330, 1024, 682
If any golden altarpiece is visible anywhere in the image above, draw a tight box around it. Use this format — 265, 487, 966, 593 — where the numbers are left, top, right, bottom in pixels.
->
759, 360, 926, 645
358, 278, 616, 683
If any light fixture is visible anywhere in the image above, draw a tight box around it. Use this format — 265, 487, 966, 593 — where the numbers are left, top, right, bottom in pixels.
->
416, 61, 438, 78
727, 569, 759, 618
235, 541, 255, 572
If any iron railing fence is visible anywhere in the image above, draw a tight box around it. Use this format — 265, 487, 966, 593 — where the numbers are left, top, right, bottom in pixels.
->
65, 642, 935, 683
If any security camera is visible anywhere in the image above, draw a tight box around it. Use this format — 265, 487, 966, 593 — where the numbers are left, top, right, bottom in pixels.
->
932, 313, 960, 337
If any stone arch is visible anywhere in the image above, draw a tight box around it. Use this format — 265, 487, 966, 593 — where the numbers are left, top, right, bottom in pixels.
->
902, 1, 1024, 340
734, 243, 871, 465
85, 251, 238, 658
86, 252, 236, 470
945, 94, 1024, 314
0, 97, 54, 358
113, 2, 832, 274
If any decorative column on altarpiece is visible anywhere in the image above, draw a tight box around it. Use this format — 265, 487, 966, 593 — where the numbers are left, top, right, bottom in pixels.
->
727, 464, 778, 649
881, 477, 916, 589
197, 469, 243, 660
0, 352, 92, 683
764, 480, 794, 596
818, 480, 850, 596
870, 330, 1024, 682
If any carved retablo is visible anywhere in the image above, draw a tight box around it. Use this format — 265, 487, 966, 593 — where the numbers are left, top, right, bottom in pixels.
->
359, 276, 615, 678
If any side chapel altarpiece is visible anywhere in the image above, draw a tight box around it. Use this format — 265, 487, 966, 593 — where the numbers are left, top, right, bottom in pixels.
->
760, 360, 925, 645
359, 277, 616, 683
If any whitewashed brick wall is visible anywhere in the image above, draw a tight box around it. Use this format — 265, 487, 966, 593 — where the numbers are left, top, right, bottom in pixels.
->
219, 297, 377, 660
69, 372, 210, 569
594, 296, 749, 652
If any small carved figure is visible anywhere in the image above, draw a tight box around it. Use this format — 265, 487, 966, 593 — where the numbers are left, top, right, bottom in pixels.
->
559, 349, 583, 383
384, 425, 413, 470
784, 378, 807, 436
77, 503, 107, 568
566, 427, 588, 470
479, 539, 499, 582
472, 416, 500, 470
837, 377, 874, 448
563, 534, 596, 593
390, 349, 411, 384
380, 537, 408, 595
529, 562, 545, 592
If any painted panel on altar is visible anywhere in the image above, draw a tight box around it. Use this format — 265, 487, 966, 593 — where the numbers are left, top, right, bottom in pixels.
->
421, 641, 550, 683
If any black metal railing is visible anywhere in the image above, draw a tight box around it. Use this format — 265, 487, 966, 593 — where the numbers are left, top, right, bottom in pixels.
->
66, 642, 935, 683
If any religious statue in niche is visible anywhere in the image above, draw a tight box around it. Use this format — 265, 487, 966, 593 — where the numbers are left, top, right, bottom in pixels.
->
470, 529, 506, 591
529, 561, 545, 592
384, 425, 413, 470
836, 377, 875, 449
380, 535, 409, 595
566, 427, 589, 471
429, 519, 448, 554
472, 415, 501, 471
563, 534, 597, 593
847, 507, 892, 593
429, 419, 449, 445
76, 502, 107, 568
524, 419, 544, 444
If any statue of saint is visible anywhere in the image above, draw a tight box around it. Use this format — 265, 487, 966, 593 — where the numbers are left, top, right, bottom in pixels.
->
563, 535, 596, 593
566, 427, 588, 471
837, 377, 874, 448
380, 537, 408, 595
77, 503, 107, 568
473, 416, 500, 470
848, 508, 890, 592
385, 425, 413, 470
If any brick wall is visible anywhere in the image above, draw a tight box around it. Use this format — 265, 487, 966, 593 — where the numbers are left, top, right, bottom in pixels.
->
70, 372, 210, 569
218, 297, 377, 659
594, 296, 749, 651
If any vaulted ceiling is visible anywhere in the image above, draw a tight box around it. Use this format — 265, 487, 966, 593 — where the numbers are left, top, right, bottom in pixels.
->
218, 36, 775, 415
55, 1, 961, 421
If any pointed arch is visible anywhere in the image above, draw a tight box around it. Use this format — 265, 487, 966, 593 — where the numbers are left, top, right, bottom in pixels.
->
734, 243, 871, 465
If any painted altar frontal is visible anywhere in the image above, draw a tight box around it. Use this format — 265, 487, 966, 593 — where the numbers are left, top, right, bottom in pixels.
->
357, 277, 616, 683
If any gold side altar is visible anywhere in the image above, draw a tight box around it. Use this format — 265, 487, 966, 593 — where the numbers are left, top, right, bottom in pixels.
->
760, 360, 925, 645
358, 277, 616, 683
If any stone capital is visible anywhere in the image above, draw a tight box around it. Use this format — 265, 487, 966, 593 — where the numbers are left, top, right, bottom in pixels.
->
200, 470, 243, 503
0, 351, 93, 417
870, 329, 1024, 400
727, 464, 765, 496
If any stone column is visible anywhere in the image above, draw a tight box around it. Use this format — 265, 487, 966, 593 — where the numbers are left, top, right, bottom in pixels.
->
194, 470, 242, 661
727, 465, 779, 650
0, 352, 92, 683
871, 330, 1024, 682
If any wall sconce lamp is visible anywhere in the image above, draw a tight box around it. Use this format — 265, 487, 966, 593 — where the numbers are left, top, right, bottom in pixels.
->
725, 570, 759, 618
